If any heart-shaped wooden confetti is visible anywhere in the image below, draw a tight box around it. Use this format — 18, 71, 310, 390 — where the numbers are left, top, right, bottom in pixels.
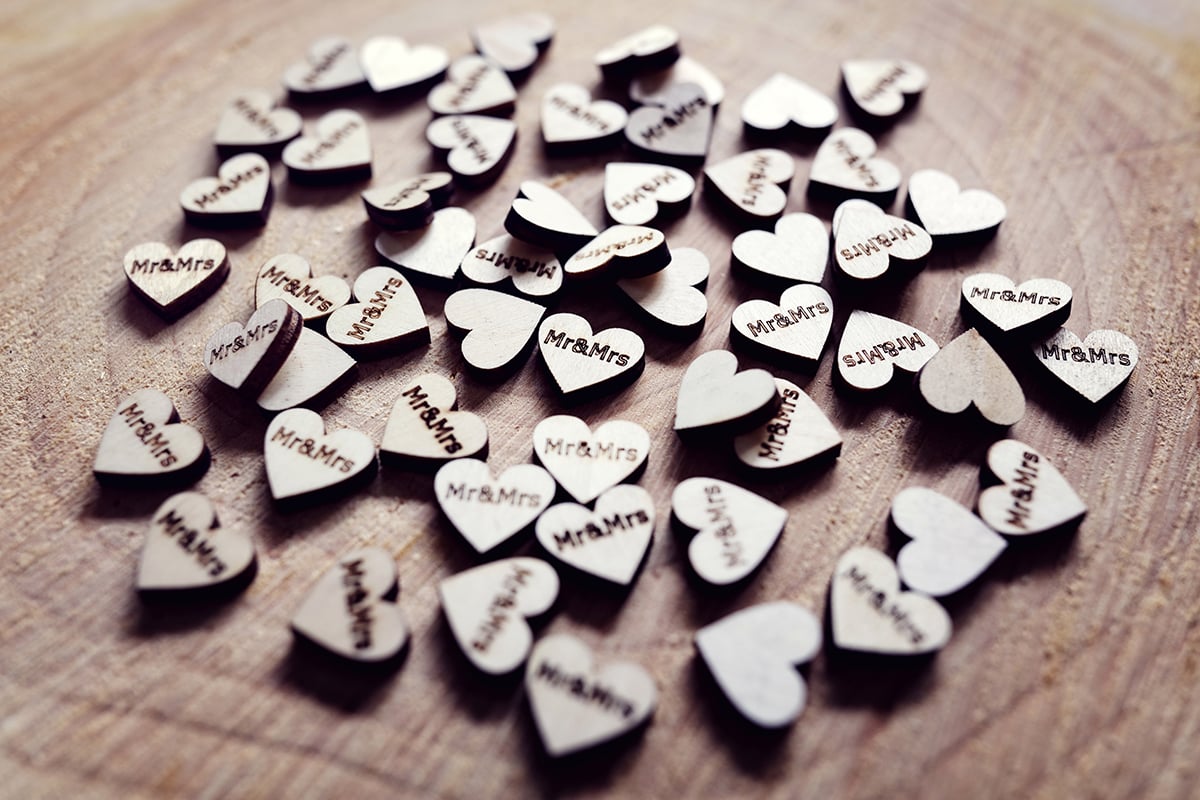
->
123, 239, 229, 318
540, 83, 629, 154
282, 109, 371, 184
891, 487, 1007, 596
440, 557, 559, 674
380, 373, 488, 467
291, 547, 408, 662
360, 36, 449, 94
694, 601, 822, 728
625, 82, 713, 167
906, 168, 1006, 240
256, 327, 357, 412
472, 13, 555, 80
537, 313, 645, 399
461, 234, 562, 297
428, 54, 517, 117
741, 73, 838, 138
532, 415, 650, 504
808, 127, 900, 204
918, 328, 1025, 426
180, 152, 272, 227
604, 162, 694, 226
731, 212, 827, 285
674, 349, 779, 435
730, 283, 834, 369
283, 37, 367, 99
630, 55, 724, 107
979, 439, 1087, 535
562, 225, 669, 281
961, 273, 1072, 337
526, 634, 657, 757
254, 254, 351, 323
1031, 328, 1138, 404
426, 115, 517, 187
595, 24, 680, 84
214, 90, 302, 157
703, 148, 794, 226
376, 206, 476, 286
204, 298, 303, 395
832, 199, 931, 282
434, 459, 556, 554
94, 389, 209, 486
616, 246, 708, 335
505, 180, 599, 256
673, 477, 788, 586
443, 288, 546, 374
836, 310, 940, 391
361, 172, 453, 230
733, 378, 841, 471
535, 484, 655, 586
325, 267, 429, 355
264, 408, 375, 504
137, 492, 255, 593
830, 547, 951, 655
841, 59, 928, 121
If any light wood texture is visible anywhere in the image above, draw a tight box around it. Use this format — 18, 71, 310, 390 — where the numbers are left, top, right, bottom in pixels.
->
2, 0, 1198, 797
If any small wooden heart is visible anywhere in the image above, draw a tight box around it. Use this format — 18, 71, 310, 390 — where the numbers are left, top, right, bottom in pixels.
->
440, 557, 559, 674
535, 484, 655, 586
532, 415, 650, 504
376, 206, 476, 286
918, 328, 1025, 426
673, 477, 788, 586
625, 82, 713, 167
630, 55, 724, 107
1031, 328, 1138, 404
741, 73, 838, 138
537, 313, 645, 399
326, 267, 429, 356
979, 439, 1087, 535
443, 288, 547, 374
540, 83, 629, 155
505, 180, 599, 256
137, 492, 255, 594
891, 486, 1007, 596
562, 225, 669, 281
380, 373, 488, 467
472, 13, 555, 80
291, 547, 408, 662
264, 408, 375, 504
254, 254, 351, 323
730, 283, 834, 370
841, 59, 928, 122
674, 349, 779, 435
123, 239, 229, 318
595, 24, 680, 84
694, 601, 822, 728
214, 90, 302, 157
434, 459, 556, 554
203, 298, 303, 395
836, 310, 940, 391
360, 36, 449, 94
731, 212, 827, 285
180, 152, 272, 227
283, 37, 367, 99
832, 198, 931, 283
906, 168, 1006, 241
462, 234, 562, 297
703, 148, 794, 226
428, 54, 517, 117
830, 547, 951, 655
361, 172, 453, 230
256, 327, 357, 412
426, 115, 517, 187
94, 389, 209, 486
961, 273, 1072, 337
282, 109, 371, 184
808, 128, 900, 204
526, 634, 657, 757
616, 246, 708, 335
604, 162, 694, 226
733, 378, 841, 471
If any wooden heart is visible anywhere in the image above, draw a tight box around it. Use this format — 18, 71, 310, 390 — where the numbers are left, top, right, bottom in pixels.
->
841, 59, 928, 121
830, 547, 951, 655
427, 54, 517, 117
595, 24, 680, 83
282, 109, 371, 184
730, 283, 834, 369
94, 389, 208, 486
562, 225, 669, 281
673, 349, 779, 435
254, 254, 351, 322
532, 415, 650, 504
906, 169, 1006, 239
537, 313, 645, 399
741, 73, 838, 137
214, 90, 301, 157
137, 492, 255, 593
979, 439, 1087, 535
291, 548, 408, 662
673, 477, 788, 586
535, 485, 655, 586
961, 273, 1072, 336
694, 601, 822, 728
180, 152, 272, 227
434, 459, 556, 554
461, 234, 562, 298
326, 266, 429, 355
837, 310, 940, 391
604, 162, 695, 226
833, 199, 931, 282
376, 206, 476, 286
703, 148, 794, 225
123, 238, 229, 318
264, 408, 375, 503
808, 128, 900, 203
471, 13, 555, 79
731, 212, 827, 284
625, 83, 713, 167
504, 180, 599, 255
918, 328, 1025, 426
203, 298, 303, 395
540, 83, 629, 154
440, 557, 559, 675
380, 373, 488, 467
443, 288, 546, 374
630, 55, 724, 107
360, 36, 449, 93
283, 37, 367, 98
616, 246, 708, 335
361, 172, 453, 230
526, 634, 657, 757
257, 327, 357, 412
1032, 328, 1138, 403
733, 378, 841, 471
891, 487, 1007, 596
425, 115, 517, 187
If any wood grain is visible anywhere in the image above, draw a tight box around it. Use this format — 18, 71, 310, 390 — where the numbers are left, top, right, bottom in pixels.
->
2, 0, 1199, 797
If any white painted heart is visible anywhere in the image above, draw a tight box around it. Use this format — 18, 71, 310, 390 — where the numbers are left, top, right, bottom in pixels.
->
256, 327, 357, 412
831, 547, 951, 655
137, 492, 255, 592
93, 389, 208, 484
264, 408, 375, 502
1031, 328, 1138, 403
836, 310, 939, 391
535, 484, 655, 585
673, 349, 778, 434
731, 212, 827, 284
674, 477, 788, 586
891, 487, 1007, 596
123, 239, 228, 317
733, 378, 841, 470
254, 254, 351, 322
380, 373, 487, 464
443, 288, 546, 373
326, 266, 429, 353
537, 313, 645, 397
434, 458, 556, 554
532, 415, 650, 505
376, 206, 476, 284
979, 439, 1087, 535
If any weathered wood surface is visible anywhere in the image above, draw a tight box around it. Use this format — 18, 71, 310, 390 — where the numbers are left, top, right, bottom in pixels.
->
2, 0, 1198, 797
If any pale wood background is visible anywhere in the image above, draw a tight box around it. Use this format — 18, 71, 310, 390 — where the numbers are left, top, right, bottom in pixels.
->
2, 0, 1199, 797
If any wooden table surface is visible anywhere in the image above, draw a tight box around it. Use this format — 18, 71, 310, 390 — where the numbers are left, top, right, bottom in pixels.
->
3, 0, 1198, 797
